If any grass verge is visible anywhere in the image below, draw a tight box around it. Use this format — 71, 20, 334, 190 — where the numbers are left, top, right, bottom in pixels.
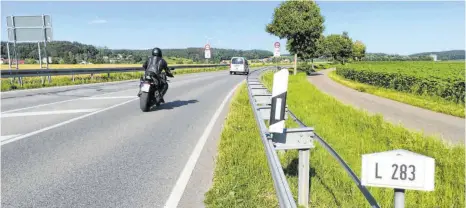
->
204, 83, 278, 208
1, 67, 228, 92
261, 72, 465, 208
327, 70, 465, 118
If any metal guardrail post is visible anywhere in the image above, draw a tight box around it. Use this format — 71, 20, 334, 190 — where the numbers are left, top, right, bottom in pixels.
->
298, 149, 310, 207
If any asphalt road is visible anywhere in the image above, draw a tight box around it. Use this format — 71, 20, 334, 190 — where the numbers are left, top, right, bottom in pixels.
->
1, 70, 246, 208
308, 69, 465, 144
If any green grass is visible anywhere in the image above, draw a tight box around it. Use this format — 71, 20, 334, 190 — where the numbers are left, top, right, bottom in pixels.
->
204, 83, 278, 208
328, 70, 465, 118
1, 67, 228, 92
260, 72, 465, 208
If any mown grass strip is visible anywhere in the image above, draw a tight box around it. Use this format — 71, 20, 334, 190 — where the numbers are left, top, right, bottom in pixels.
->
328, 70, 465, 118
1, 67, 228, 92
204, 83, 278, 208
261, 72, 465, 208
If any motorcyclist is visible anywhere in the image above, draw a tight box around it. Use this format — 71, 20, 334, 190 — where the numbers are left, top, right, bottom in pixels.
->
137, 47, 173, 103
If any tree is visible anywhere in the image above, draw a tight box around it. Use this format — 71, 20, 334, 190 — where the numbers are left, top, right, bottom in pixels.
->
322, 32, 353, 64
352, 40, 366, 61
266, 0, 325, 74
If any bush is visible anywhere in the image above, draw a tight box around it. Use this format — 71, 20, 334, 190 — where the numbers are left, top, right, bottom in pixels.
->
336, 62, 465, 104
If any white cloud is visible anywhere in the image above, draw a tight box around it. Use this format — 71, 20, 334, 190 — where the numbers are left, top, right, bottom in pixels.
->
89, 18, 107, 24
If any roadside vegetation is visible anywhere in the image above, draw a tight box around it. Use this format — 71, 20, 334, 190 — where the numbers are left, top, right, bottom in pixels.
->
328, 70, 465, 117
260, 71, 464, 207
331, 61, 465, 117
204, 83, 278, 208
0, 66, 228, 92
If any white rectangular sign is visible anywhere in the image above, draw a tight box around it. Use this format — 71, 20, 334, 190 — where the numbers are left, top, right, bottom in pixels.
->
274, 48, 280, 57
205, 49, 211, 59
361, 149, 435, 191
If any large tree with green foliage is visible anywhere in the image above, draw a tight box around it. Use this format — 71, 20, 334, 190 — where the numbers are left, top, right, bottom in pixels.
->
322, 32, 353, 64
352, 40, 366, 61
265, 0, 325, 73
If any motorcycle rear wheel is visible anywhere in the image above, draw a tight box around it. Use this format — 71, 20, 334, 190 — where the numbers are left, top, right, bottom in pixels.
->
140, 92, 151, 112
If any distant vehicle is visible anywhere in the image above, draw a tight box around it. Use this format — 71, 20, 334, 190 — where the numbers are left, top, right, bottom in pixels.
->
229, 57, 249, 75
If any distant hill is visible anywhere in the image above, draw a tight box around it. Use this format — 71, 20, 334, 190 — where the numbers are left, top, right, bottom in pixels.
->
409, 50, 465, 60
363, 50, 465, 61
0, 40, 273, 64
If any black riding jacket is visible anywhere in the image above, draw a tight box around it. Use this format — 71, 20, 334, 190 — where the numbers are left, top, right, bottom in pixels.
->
143, 56, 171, 76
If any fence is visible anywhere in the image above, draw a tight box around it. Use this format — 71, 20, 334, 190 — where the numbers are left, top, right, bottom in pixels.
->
0, 64, 228, 86
245, 67, 380, 208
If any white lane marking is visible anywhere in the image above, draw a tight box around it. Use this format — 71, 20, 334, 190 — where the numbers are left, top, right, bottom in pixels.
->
2, 89, 135, 113
80, 96, 137, 100
0, 134, 22, 142
164, 80, 243, 208
1, 109, 100, 118
0, 98, 138, 146
2, 73, 224, 114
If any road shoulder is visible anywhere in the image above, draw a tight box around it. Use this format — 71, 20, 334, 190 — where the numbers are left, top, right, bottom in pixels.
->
176, 82, 239, 208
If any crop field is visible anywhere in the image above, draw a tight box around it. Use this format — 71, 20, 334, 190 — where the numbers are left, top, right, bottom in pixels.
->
335, 61, 465, 104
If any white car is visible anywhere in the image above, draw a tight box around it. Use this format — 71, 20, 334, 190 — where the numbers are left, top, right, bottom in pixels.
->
229, 57, 249, 75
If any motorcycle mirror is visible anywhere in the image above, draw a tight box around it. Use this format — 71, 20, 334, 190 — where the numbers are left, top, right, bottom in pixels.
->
170, 67, 175, 70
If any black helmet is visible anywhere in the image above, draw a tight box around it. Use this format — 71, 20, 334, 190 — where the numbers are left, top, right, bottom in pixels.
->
152, 47, 162, 57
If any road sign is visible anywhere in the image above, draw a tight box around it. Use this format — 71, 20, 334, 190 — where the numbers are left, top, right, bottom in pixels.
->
361, 149, 435, 191
269, 68, 288, 133
7, 28, 53, 42
274, 42, 280, 57
204, 44, 211, 59
6, 15, 52, 28
6, 15, 53, 43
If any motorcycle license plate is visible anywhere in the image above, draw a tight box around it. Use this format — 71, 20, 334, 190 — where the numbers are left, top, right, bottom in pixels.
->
141, 83, 151, 92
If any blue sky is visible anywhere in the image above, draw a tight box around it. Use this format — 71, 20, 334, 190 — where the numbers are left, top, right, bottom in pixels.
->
1, 1, 464, 55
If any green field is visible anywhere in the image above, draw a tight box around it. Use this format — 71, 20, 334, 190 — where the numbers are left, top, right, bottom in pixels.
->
206, 71, 464, 207
335, 61, 465, 104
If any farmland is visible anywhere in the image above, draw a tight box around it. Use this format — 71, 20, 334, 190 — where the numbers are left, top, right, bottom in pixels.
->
335, 61, 465, 105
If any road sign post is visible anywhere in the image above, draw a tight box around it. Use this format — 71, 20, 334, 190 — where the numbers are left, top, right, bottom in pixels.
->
361, 149, 435, 208
204, 44, 211, 64
273, 42, 280, 71
6, 14, 53, 86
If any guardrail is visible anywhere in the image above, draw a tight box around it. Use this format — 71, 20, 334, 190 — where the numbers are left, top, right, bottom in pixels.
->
0, 64, 228, 78
246, 67, 380, 208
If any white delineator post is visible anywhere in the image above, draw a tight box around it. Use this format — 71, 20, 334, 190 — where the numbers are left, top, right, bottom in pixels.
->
268, 68, 311, 208
269, 68, 288, 133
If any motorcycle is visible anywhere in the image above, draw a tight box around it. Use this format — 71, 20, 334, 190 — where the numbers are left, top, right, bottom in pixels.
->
139, 68, 175, 112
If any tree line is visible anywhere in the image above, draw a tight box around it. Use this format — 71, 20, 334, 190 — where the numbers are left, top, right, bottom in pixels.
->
0, 41, 274, 64
264, 0, 442, 65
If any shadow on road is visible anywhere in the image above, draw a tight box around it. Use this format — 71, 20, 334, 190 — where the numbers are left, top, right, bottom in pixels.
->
306, 72, 324, 76
152, 99, 199, 111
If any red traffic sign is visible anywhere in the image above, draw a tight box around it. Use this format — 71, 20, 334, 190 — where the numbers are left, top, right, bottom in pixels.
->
274, 42, 280, 48
205, 44, 211, 50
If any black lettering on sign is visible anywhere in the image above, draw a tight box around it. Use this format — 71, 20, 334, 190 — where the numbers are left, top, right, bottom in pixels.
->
392, 163, 416, 181
392, 164, 399, 180
375, 163, 382, 179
